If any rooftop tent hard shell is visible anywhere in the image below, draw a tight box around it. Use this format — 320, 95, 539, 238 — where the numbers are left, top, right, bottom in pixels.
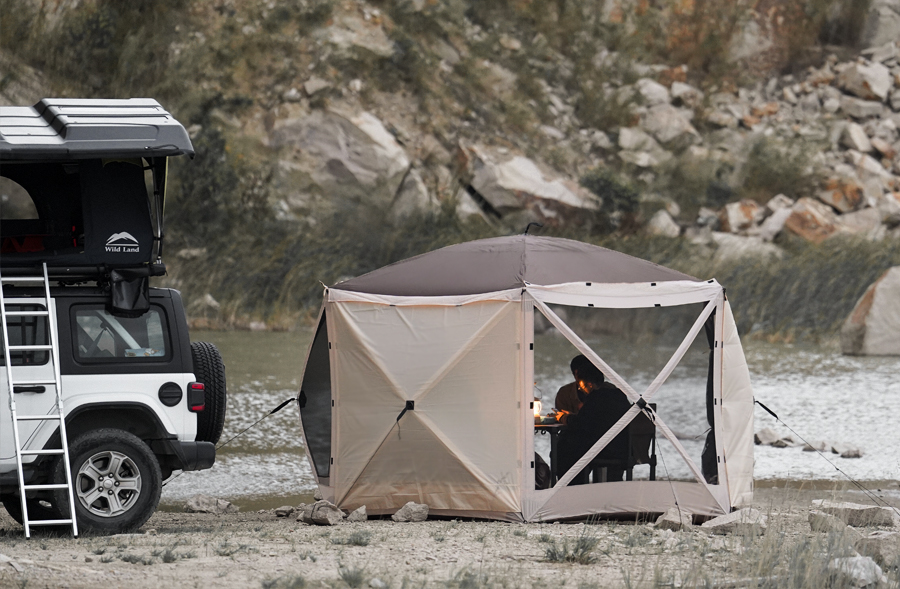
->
298, 235, 754, 522
0, 98, 193, 275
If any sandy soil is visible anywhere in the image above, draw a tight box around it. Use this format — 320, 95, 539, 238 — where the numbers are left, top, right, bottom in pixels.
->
0, 484, 898, 589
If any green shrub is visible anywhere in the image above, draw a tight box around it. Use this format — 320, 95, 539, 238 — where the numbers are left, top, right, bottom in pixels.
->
738, 137, 815, 203
337, 563, 367, 588
331, 531, 372, 547
544, 526, 600, 564
580, 168, 640, 214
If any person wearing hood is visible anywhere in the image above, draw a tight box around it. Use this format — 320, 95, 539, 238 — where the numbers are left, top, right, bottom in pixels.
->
557, 355, 631, 484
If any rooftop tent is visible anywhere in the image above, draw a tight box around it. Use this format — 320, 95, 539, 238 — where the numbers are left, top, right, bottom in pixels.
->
0, 98, 193, 274
298, 235, 754, 522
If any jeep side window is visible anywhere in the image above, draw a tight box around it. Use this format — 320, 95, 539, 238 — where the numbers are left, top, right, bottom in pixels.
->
0, 304, 49, 366
73, 306, 168, 361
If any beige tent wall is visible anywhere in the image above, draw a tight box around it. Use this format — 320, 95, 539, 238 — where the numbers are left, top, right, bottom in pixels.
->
720, 301, 754, 507
319, 280, 753, 521
328, 294, 524, 515
526, 481, 730, 522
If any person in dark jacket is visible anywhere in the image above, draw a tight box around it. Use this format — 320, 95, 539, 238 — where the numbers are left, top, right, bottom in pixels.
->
554, 356, 585, 424
557, 355, 632, 484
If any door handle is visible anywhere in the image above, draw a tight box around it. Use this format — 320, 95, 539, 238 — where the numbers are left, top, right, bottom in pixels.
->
13, 386, 46, 394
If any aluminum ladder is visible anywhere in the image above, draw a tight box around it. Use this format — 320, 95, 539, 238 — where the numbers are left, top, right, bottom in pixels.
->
0, 263, 78, 537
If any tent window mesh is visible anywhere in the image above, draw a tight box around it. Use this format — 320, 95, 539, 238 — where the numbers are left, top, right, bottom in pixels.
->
300, 312, 333, 478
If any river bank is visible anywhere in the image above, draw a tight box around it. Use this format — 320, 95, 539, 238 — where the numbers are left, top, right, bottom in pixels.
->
2, 485, 898, 589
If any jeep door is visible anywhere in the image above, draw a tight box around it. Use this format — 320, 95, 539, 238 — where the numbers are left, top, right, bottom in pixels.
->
0, 299, 59, 474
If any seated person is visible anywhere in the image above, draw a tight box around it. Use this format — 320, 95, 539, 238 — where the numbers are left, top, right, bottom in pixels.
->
554, 356, 584, 424
557, 355, 631, 484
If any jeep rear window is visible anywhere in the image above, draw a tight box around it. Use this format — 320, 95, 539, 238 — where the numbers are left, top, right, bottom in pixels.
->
73, 305, 169, 362
0, 304, 49, 366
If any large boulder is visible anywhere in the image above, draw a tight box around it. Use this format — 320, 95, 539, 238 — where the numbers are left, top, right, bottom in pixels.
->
840, 208, 886, 239
811, 499, 900, 527
719, 200, 765, 233
783, 197, 841, 243
818, 178, 865, 213
640, 104, 700, 148
755, 208, 793, 242
391, 168, 437, 220
646, 210, 680, 237
318, 14, 394, 58
635, 78, 670, 106
269, 110, 414, 215
838, 61, 894, 102
841, 96, 885, 119
457, 145, 600, 228
710, 233, 783, 264
841, 123, 873, 153
862, 0, 900, 49
841, 267, 900, 356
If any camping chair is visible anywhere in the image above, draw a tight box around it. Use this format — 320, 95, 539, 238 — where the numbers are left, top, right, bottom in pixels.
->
589, 403, 657, 483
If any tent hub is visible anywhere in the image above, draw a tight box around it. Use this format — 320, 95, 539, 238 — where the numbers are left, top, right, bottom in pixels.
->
298, 235, 754, 522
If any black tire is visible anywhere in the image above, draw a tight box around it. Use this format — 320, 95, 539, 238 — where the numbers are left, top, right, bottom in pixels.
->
191, 341, 227, 444
52, 429, 161, 535
1, 493, 63, 526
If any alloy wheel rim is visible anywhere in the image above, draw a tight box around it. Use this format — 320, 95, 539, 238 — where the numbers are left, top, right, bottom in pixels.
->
75, 450, 142, 518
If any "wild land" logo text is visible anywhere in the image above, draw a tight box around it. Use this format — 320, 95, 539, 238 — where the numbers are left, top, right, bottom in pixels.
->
105, 232, 140, 253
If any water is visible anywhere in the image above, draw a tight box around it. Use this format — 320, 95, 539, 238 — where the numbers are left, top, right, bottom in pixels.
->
161, 330, 900, 510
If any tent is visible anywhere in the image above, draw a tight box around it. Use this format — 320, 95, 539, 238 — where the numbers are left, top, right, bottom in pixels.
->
297, 235, 754, 522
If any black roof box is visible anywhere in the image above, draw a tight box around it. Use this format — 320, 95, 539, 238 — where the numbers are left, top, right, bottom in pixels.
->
0, 98, 194, 160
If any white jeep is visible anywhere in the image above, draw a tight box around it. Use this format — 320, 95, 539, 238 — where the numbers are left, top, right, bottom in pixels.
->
0, 98, 226, 534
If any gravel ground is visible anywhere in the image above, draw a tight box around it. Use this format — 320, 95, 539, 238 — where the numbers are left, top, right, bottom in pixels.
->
1, 484, 898, 588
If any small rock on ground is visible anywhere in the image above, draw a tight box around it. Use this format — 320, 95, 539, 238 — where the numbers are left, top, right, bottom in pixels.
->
655, 507, 692, 531
828, 555, 887, 587
274, 505, 295, 518
809, 510, 863, 542
310, 500, 345, 526
812, 500, 899, 527
347, 505, 367, 522
855, 530, 900, 567
392, 501, 429, 522
701, 508, 767, 535
183, 494, 239, 515
754, 428, 780, 445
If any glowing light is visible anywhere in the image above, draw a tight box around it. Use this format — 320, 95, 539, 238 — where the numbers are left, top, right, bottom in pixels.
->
533, 398, 542, 417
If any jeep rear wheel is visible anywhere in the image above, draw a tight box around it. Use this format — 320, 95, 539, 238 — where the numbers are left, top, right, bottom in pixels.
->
53, 429, 161, 534
191, 341, 227, 444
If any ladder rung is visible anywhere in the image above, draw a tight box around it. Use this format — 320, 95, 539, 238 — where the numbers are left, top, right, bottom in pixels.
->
7, 345, 53, 351
10, 379, 56, 386
16, 415, 61, 421
28, 519, 73, 526
23, 484, 70, 490
0, 276, 45, 283
4, 310, 49, 316
19, 449, 65, 456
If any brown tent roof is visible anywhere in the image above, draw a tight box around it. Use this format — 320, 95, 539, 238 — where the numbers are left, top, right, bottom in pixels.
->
332, 235, 698, 296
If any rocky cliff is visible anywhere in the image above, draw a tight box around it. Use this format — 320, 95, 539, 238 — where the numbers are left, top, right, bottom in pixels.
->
3, 0, 900, 337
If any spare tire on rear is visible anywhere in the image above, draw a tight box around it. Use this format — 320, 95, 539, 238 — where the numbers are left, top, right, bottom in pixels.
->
191, 341, 227, 444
